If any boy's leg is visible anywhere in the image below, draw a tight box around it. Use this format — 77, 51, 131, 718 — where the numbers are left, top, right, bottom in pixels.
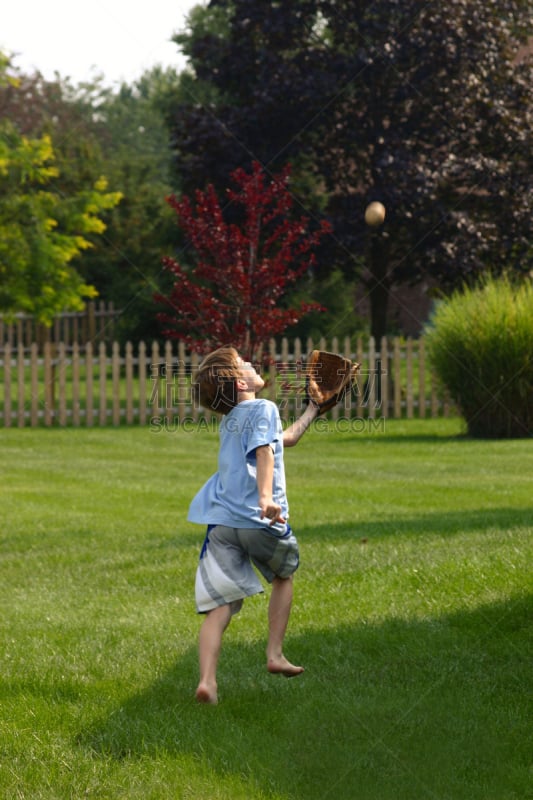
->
196, 603, 233, 704
266, 576, 304, 677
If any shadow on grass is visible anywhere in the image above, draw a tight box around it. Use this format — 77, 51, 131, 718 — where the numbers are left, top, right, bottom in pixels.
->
301, 506, 533, 543
332, 431, 468, 445
79, 594, 533, 800
171, 508, 533, 552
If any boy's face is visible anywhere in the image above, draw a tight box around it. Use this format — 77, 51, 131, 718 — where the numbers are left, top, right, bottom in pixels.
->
236, 357, 265, 393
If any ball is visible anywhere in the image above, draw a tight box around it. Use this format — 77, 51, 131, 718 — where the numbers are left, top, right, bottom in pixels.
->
364, 201, 386, 227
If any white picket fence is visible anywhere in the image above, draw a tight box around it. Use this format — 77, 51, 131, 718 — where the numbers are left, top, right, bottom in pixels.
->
0, 336, 453, 428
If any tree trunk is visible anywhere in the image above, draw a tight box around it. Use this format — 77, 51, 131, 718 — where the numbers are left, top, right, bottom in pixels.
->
368, 279, 389, 343
366, 231, 390, 342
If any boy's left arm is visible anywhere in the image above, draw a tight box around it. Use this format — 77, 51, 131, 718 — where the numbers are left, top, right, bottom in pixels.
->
283, 403, 318, 448
256, 444, 285, 525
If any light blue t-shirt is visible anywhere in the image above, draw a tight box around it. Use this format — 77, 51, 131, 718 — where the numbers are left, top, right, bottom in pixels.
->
188, 399, 288, 532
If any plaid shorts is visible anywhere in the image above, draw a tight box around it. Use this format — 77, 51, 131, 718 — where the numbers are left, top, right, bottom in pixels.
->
195, 524, 300, 613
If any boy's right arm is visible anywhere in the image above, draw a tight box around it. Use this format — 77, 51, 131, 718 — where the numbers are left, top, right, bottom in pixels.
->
283, 403, 318, 447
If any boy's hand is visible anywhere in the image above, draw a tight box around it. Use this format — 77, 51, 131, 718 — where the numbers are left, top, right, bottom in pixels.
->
260, 498, 286, 526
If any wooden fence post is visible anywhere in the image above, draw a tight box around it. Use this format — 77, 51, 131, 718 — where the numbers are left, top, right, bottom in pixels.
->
125, 342, 134, 425
3, 343, 12, 428
112, 341, 121, 425
392, 338, 401, 418
138, 342, 147, 426
367, 337, 376, 419
43, 341, 54, 426
58, 342, 67, 426
165, 340, 174, 424
343, 336, 352, 418
418, 338, 426, 418
380, 336, 389, 419
190, 350, 199, 423
17, 342, 25, 427
177, 341, 186, 422
279, 337, 290, 422
30, 343, 39, 427
292, 337, 302, 418
151, 341, 160, 421
86, 343, 94, 427
99, 342, 107, 426
406, 337, 414, 419
72, 342, 80, 426
355, 337, 364, 418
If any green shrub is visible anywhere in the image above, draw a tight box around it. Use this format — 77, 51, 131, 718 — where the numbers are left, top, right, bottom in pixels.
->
425, 276, 533, 438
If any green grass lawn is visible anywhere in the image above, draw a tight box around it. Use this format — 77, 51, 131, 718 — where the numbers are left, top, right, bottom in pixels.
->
1, 419, 532, 800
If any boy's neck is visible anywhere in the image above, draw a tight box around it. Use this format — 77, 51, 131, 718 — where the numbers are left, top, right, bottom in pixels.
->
236, 390, 258, 404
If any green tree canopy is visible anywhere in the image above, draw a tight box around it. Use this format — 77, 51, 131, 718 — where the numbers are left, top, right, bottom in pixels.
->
0, 57, 121, 323
0, 57, 182, 338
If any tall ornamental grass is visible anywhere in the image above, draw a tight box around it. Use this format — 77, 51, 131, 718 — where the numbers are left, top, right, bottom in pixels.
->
425, 276, 533, 438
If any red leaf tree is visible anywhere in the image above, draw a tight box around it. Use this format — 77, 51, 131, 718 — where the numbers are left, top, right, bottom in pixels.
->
155, 162, 331, 359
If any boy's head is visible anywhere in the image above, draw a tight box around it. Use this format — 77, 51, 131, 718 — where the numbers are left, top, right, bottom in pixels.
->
193, 346, 240, 414
193, 346, 263, 414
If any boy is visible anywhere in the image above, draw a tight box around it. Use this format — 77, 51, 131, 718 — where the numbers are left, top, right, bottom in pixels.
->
188, 346, 318, 704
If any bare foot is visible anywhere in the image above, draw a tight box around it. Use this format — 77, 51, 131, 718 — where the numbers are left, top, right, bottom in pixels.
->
195, 682, 218, 704
267, 656, 304, 678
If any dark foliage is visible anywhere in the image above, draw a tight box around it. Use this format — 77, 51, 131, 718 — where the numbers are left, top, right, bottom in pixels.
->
169, 0, 532, 339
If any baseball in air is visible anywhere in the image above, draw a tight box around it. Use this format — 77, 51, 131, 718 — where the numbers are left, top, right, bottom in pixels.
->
365, 201, 386, 227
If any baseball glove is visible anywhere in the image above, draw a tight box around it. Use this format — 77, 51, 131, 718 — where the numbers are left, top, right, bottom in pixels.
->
305, 350, 360, 415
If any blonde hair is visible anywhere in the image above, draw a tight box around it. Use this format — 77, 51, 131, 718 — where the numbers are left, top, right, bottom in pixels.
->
192, 346, 240, 414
